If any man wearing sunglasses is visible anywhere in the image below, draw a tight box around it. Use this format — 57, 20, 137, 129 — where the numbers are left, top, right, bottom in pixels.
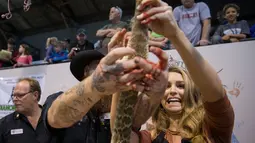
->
96, 6, 129, 49
0, 78, 51, 143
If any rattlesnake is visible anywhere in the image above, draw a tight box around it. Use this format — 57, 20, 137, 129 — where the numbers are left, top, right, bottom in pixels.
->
111, 0, 159, 142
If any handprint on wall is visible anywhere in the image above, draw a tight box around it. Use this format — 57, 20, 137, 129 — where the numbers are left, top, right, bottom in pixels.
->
216, 68, 243, 98
228, 81, 244, 98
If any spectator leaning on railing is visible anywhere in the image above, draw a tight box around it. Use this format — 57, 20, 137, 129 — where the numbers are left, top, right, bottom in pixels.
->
96, 6, 129, 49
173, 0, 211, 46
46, 41, 68, 63
212, 3, 250, 44
45, 37, 58, 61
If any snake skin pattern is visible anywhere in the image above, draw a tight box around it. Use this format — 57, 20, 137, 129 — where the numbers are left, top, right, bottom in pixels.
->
111, 0, 158, 142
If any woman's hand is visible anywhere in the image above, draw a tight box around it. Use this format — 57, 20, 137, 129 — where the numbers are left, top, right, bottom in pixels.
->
108, 28, 127, 52
95, 28, 169, 97
131, 47, 168, 99
136, 0, 181, 40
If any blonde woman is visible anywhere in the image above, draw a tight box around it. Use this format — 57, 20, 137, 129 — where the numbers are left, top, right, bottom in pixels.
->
110, 1, 234, 143
141, 66, 233, 143
45, 37, 58, 60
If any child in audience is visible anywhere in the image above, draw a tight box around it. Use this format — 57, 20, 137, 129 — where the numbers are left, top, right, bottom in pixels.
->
45, 37, 58, 60
149, 31, 171, 50
46, 41, 68, 63
14, 44, 33, 67
62, 38, 70, 52
212, 3, 250, 44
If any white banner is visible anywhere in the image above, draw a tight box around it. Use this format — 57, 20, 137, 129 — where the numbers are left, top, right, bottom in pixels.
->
0, 74, 45, 119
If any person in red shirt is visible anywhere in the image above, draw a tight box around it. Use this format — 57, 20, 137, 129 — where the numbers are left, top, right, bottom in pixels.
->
14, 44, 33, 67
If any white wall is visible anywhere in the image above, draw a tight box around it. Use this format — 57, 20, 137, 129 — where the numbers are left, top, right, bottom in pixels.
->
0, 41, 255, 142
0, 63, 78, 105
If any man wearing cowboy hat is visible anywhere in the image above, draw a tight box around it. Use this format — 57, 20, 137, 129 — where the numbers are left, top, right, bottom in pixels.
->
42, 31, 169, 143
43, 48, 112, 143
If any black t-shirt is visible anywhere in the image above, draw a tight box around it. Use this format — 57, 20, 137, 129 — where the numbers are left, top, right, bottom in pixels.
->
0, 107, 52, 143
70, 40, 94, 53
42, 92, 111, 143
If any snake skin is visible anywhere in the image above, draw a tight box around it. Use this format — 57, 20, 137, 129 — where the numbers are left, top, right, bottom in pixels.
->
110, 0, 152, 143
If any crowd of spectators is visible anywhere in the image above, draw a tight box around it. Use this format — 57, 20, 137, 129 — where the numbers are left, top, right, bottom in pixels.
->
0, 3, 254, 70
0, 1, 251, 143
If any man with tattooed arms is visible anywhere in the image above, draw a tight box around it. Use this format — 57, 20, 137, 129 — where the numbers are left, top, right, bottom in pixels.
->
43, 49, 112, 143
42, 29, 169, 143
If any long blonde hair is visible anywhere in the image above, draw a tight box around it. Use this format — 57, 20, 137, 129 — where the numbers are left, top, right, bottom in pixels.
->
46, 37, 58, 48
152, 66, 208, 143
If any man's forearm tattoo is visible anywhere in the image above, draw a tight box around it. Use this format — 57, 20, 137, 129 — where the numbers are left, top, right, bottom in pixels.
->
92, 66, 106, 93
91, 63, 127, 93
58, 99, 84, 124
102, 63, 125, 75
92, 74, 106, 93
55, 81, 96, 125
76, 80, 85, 96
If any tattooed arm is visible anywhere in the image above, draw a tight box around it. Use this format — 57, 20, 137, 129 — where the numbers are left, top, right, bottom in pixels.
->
47, 46, 162, 128
47, 76, 102, 128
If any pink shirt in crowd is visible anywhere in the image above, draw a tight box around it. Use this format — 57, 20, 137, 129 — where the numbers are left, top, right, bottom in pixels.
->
16, 55, 33, 65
